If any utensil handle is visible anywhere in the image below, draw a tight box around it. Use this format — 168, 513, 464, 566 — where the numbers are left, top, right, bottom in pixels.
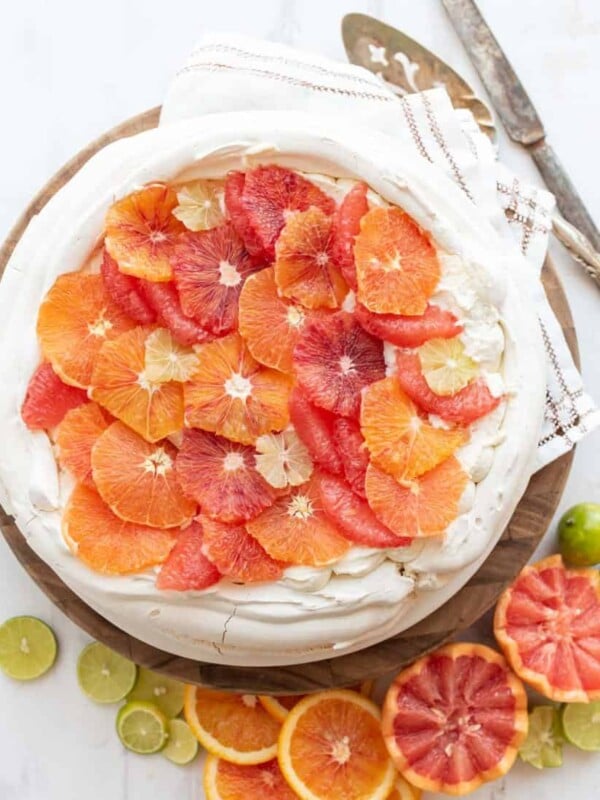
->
551, 213, 600, 288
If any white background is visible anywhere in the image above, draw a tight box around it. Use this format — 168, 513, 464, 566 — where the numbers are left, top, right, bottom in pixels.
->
1, 1, 600, 798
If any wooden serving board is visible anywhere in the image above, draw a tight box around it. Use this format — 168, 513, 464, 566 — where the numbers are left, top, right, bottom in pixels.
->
0, 108, 579, 694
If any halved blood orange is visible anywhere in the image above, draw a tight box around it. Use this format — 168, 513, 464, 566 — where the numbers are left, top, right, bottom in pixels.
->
200, 515, 286, 583
100, 249, 156, 325
494, 555, 600, 703
354, 207, 440, 316
204, 756, 297, 800
331, 181, 369, 291
365, 458, 469, 539
184, 332, 292, 445
184, 685, 280, 764
104, 184, 185, 282
63, 484, 177, 574
91, 421, 196, 528
21, 362, 88, 431
246, 473, 350, 567
278, 689, 396, 800
55, 402, 112, 486
355, 302, 462, 348
37, 273, 135, 387
288, 388, 343, 477
382, 643, 528, 796
156, 521, 221, 591
90, 327, 184, 442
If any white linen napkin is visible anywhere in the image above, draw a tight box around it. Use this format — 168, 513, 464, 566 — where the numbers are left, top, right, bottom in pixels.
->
161, 33, 600, 470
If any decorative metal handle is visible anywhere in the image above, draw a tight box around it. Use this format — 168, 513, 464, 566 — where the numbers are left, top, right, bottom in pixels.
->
551, 213, 600, 288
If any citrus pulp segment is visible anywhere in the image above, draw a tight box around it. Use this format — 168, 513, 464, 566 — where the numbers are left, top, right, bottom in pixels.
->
204, 755, 297, 800
156, 521, 221, 591
141, 279, 213, 347
331, 181, 369, 291
519, 706, 564, 768
173, 179, 225, 232
100, 249, 156, 325
355, 302, 462, 348
0, 616, 57, 681
144, 328, 199, 383
76, 641, 137, 703
116, 700, 169, 754
56, 402, 112, 486
224, 171, 266, 261
254, 429, 314, 489
331, 417, 369, 497
127, 666, 185, 718
288, 388, 343, 476
200, 515, 286, 583
21, 361, 88, 430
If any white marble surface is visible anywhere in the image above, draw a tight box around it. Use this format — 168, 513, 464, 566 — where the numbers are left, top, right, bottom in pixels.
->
0, 1, 599, 797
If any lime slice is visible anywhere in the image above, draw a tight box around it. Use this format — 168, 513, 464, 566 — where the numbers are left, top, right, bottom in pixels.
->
161, 718, 199, 765
116, 700, 169, 754
77, 642, 137, 703
0, 616, 57, 680
562, 701, 600, 751
127, 667, 185, 717
519, 706, 564, 769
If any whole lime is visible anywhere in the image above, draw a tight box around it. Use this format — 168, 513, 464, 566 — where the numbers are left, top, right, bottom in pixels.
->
558, 503, 600, 566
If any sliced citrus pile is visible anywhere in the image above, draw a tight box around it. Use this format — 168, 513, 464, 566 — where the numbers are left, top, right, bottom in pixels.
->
63, 484, 177, 574
278, 689, 396, 800
90, 327, 184, 442
254, 429, 313, 490
176, 429, 276, 523
200, 515, 286, 583
204, 756, 297, 800
382, 643, 528, 796
246, 473, 350, 566
365, 457, 469, 538
355, 302, 462, 348
37, 273, 135, 387
157, 521, 221, 591
100, 249, 156, 325
184, 332, 292, 445
293, 312, 385, 419
21, 361, 88, 430
173, 179, 225, 231
143, 328, 199, 383
91, 420, 196, 528
419, 336, 478, 396
56, 402, 112, 486
184, 685, 280, 764
494, 554, 600, 702
331, 181, 369, 291
332, 417, 369, 498
105, 184, 185, 282
288, 388, 343, 477
141, 280, 213, 347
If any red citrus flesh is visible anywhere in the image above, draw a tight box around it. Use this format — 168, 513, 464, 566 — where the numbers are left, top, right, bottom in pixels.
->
21, 362, 88, 430
288, 387, 343, 476
157, 521, 221, 591
100, 249, 156, 325
141, 280, 213, 347
355, 303, 462, 348
200, 515, 286, 583
332, 417, 369, 498
224, 171, 269, 262
331, 182, 369, 291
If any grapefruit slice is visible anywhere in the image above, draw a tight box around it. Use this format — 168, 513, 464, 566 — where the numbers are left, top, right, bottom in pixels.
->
100, 249, 156, 325
173, 179, 225, 232
63, 484, 176, 574
224, 171, 266, 261
21, 362, 88, 430
91, 421, 197, 528
141, 280, 213, 347
200, 515, 286, 583
204, 756, 297, 800
494, 555, 600, 703
37, 272, 135, 388
355, 302, 462, 348
382, 643, 528, 796
331, 181, 369, 291
156, 521, 221, 591
288, 388, 343, 477
332, 417, 369, 498
55, 402, 112, 486
254, 429, 313, 490
143, 328, 199, 383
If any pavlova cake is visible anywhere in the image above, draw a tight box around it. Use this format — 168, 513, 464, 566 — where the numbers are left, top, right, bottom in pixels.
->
0, 112, 546, 666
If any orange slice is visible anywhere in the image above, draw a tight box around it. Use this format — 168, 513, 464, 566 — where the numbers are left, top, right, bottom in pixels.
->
200, 515, 286, 583
144, 328, 199, 383
91, 420, 197, 528
354, 207, 440, 316
259, 682, 374, 724
37, 273, 135, 387
360, 377, 468, 480
90, 327, 184, 442
204, 756, 297, 800
246, 473, 350, 567
104, 184, 185, 282
184, 332, 292, 445
365, 457, 469, 538
278, 689, 396, 800
184, 685, 280, 765
55, 402, 112, 487
63, 484, 176, 574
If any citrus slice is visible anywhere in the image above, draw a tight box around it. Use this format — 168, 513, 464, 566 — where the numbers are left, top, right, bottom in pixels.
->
332, 417, 369, 498
91, 420, 196, 528
200, 515, 286, 583
76, 641, 137, 703
288, 388, 343, 477
56, 402, 112, 486
389, 775, 422, 800
37, 272, 135, 387
278, 689, 396, 800
224, 171, 266, 261
293, 312, 385, 418
144, 328, 199, 383
259, 683, 373, 724
355, 302, 462, 348
274, 206, 347, 310
246, 473, 350, 566
0, 616, 57, 681
156, 520, 221, 591
562, 701, 600, 751
418, 337, 478, 396
21, 361, 88, 430
127, 667, 185, 718
331, 181, 369, 291
116, 700, 169, 754
90, 327, 184, 442
365, 458, 469, 538
184, 685, 280, 764
173, 179, 225, 231
494, 554, 600, 703
254, 429, 313, 489
63, 484, 177, 574
105, 184, 185, 282
100, 249, 156, 324
184, 332, 292, 445
519, 706, 564, 768
162, 718, 199, 765
204, 755, 297, 800
141, 280, 213, 347
382, 643, 528, 796
354, 207, 440, 316
361, 377, 468, 480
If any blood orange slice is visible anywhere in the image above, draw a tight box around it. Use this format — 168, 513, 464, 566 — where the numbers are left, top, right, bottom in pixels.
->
37, 273, 135, 388
141, 280, 213, 347
382, 643, 528, 796
21, 362, 88, 430
293, 312, 385, 418
224, 171, 266, 261
365, 457, 468, 538
331, 181, 369, 291
55, 402, 112, 486
355, 302, 462, 348
100, 249, 156, 325
204, 756, 297, 800
354, 207, 440, 316
105, 184, 185, 282
200, 515, 286, 583
156, 521, 221, 591
494, 555, 600, 703
288, 387, 343, 476
332, 417, 369, 498
176, 429, 276, 523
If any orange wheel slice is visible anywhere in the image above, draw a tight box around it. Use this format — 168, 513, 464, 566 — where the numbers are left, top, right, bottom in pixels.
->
259, 683, 373, 724
184, 332, 292, 445
55, 402, 112, 486
37, 273, 135, 387
278, 689, 396, 800
365, 458, 469, 538
184, 685, 280, 765
91, 421, 196, 528
382, 643, 528, 796
63, 484, 177, 574
90, 327, 184, 442
200, 515, 286, 583
246, 473, 350, 567
204, 756, 297, 800
105, 184, 185, 282
354, 207, 440, 316
494, 555, 600, 702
